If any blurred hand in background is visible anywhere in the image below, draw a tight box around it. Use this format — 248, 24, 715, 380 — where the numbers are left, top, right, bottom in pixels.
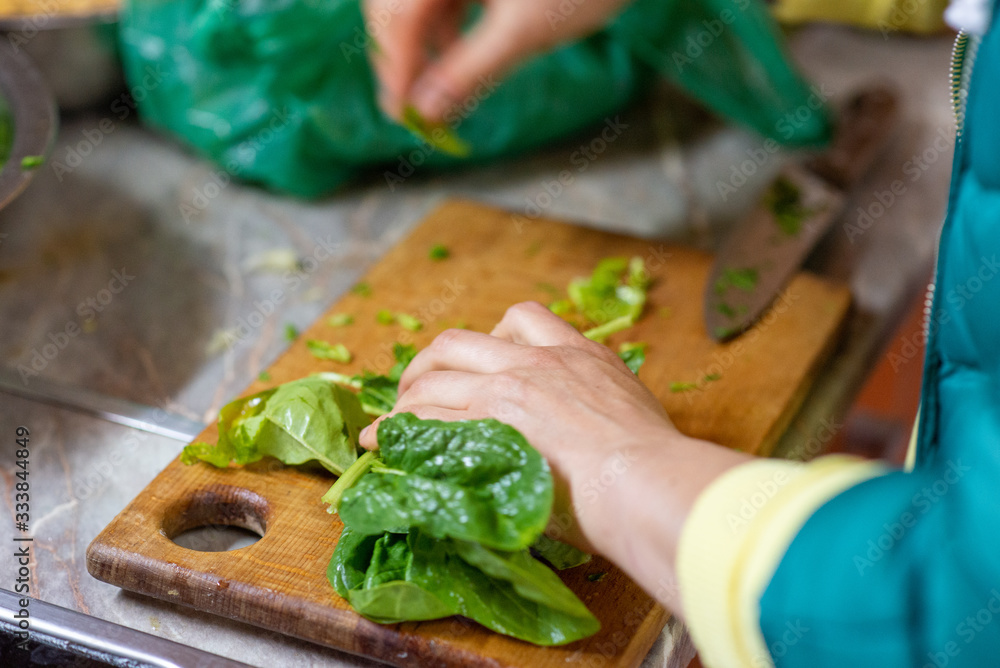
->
364, 0, 635, 121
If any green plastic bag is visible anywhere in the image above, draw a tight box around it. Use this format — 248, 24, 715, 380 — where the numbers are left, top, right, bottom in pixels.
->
119, 0, 831, 198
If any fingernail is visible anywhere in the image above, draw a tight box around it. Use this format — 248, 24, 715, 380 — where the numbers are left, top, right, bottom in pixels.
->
360, 425, 371, 441
411, 76, 452, 121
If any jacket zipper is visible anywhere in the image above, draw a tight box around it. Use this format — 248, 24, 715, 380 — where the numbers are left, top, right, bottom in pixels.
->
925, 30, 981, 337
950, 31, 972, 139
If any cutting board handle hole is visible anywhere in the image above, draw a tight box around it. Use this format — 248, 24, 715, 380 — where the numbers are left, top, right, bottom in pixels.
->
162, 486, 269, 553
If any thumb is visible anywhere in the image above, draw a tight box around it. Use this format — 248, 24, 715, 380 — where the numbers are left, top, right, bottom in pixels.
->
409, 6, 539, 121
358, 416, 384, 450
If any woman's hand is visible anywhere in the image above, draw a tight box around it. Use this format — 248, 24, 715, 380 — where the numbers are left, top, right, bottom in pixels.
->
363, 0, 636, 121
359, 302, 750, 599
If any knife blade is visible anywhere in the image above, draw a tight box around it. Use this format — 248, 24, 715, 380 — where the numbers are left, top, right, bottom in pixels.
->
705, 86, 900, 342
0, 366, 205, 442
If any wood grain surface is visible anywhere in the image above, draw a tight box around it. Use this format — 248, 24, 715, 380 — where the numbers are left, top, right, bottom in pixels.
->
87, 200, 851, 668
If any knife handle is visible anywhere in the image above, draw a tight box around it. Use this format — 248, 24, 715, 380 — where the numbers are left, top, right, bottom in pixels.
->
807, 86, 901, 190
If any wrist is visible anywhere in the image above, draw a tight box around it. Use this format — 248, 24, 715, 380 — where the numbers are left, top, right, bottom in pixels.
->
574, 432, 752, 610
569, 428, 686, 559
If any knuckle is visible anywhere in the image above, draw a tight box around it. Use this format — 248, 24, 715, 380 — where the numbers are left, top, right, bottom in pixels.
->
587, 341, 620, 365
504, 300, 546, 322
491, 370, 526, 398
523, 346, 559, 369
405, 405, 433, 420
431, 327, 464, 352
406, 374, 434, 397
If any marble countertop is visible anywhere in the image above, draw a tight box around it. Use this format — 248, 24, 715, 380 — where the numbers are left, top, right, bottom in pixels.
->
0, 24, 955, 668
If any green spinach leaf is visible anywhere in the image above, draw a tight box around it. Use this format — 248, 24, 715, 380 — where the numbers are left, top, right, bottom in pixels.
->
337, 413, 552, 551
329, 527, 600, 645
328, 526, 454, 624
408, 532, 600, 645
181, 378, 369, 475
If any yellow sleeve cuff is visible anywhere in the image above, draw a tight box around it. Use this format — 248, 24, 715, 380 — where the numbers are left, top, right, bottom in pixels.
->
773, 0, 948, 34
904, 410, 920, 472
676, 455, 888, 668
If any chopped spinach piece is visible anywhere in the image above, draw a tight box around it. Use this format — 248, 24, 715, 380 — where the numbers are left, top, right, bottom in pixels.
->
395, 313, 423, 332
587, 572, 606, 582
307, 340, 352, 363
670, 373, 721, 393
428, 244, 450, 260
327, 313, 354, 327
283, 323, 299, 342
351, 282, 372, 297
617, 342, 647, 375
568, 256, 647, 326
547, 256, 651, 342
669, 381, 699, 393
531, 534, 591, 570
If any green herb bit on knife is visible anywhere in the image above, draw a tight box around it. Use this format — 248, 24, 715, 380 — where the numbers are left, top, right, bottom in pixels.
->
714, 267, 759, 295
765, 175, 811, 237
20, 155, 44, 170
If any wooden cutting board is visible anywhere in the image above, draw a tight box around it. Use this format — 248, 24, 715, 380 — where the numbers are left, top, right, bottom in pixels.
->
87, 200, 851, 668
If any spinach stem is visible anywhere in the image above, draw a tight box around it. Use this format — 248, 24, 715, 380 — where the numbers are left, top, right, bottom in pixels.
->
360, 402, 389, 417
370, 461, 406, 476
322, 450, 378, 512
582, 314, 634, 343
